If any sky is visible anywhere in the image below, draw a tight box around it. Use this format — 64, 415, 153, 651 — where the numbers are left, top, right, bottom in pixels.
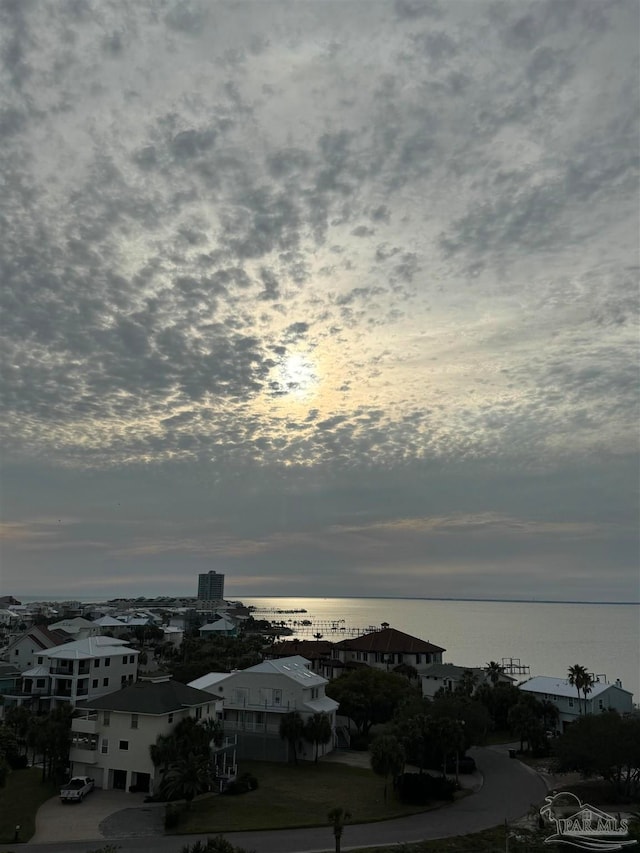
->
1, 0, 639, 602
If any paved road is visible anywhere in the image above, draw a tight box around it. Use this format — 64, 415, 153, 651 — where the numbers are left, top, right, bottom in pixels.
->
3, 746, 546, 853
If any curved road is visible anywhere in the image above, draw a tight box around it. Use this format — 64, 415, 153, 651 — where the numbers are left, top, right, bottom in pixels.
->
4, 747, 547, 853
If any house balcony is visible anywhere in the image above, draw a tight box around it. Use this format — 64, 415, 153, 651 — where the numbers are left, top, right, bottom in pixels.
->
69, 746, 98, 765
72, 716, 98, 735
223, 720, 282, 735
225, 701, 298, 712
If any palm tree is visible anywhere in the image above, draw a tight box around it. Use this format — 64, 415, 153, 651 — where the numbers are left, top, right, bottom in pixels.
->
328, 807, 352, 853
162, 751, 212, 808
304, 712, 333, 763
581, 672, 595, 715
485, 661, 504, 686
279, 711, 305, 764
370, 733, 405, 801
568, 664, 590, 715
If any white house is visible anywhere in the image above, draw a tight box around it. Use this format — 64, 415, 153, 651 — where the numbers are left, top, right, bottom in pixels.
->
518, 675, 634, 732
49, 617, 102, 639
18, 636, 139, 711
4, 625, 72, 673
190, 655, 339, 762
92, 615, 130, 637
70, 677, 226, 794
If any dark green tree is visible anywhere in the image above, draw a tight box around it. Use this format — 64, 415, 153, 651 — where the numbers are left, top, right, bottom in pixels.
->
553, 712, 640, 801
326, 668, 417, 737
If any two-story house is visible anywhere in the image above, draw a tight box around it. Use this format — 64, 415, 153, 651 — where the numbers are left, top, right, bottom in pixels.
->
4, 625, 72, 672
518, 675, 634, 732
71, 676, 228, 794
190, 655, 339, 762
18, 636, 139, 711
333, 627, 445, 674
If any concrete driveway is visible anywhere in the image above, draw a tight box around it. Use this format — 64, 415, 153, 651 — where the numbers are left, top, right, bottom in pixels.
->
30, 789, 163, 844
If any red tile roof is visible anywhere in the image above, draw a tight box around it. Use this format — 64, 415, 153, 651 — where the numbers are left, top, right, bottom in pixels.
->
269, 639, 335, 658
333, 627, 444, 654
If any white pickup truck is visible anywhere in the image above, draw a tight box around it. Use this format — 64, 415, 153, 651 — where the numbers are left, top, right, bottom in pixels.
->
60, 776, 95, 802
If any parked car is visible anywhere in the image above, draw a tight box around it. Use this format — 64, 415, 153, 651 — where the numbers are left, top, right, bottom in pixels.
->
60, 776, 95, 802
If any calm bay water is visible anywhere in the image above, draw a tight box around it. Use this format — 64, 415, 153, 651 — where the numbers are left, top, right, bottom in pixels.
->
243, 597, 640, 703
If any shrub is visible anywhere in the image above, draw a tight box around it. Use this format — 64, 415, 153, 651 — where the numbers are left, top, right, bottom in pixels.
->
396, 772, 433, 805
396, 772, 458, 805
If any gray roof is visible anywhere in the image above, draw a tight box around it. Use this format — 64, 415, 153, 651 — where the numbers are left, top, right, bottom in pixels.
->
77, 679, 214, 715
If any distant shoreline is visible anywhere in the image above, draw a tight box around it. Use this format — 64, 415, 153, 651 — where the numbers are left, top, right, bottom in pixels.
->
12, 594, 640, 606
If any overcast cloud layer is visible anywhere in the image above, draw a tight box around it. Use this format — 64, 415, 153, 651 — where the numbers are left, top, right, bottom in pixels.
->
1, 0, 638, 601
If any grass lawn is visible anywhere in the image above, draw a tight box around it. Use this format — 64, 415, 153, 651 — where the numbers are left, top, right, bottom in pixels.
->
174, 760, 449, 834
0, 767, 57, 843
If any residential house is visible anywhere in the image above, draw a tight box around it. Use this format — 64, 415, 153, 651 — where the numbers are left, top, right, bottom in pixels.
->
518, 675, 634, 732
3, 625, 72, 672
266, 639, 336, 678
71, 676, 229, 794
190, 655, 339, 762
421, 663, 514, 699
14, 636, 139, 712
333, 627, 445, 675
49, 617, 102, 640
199, 615, 238, 638
92, 615, 130, 637
0, 664, 21, 719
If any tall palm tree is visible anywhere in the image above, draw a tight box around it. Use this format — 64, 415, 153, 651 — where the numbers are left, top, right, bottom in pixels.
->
303, 712, 333, 763
370, 733, 405, 801
279, 711, 305, 764
568, 664, 589, 715
581, 671, 595, 715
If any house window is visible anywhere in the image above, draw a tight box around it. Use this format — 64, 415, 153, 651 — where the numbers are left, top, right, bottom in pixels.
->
119, 740, 128, 751
195, 707, 202, 720
598, 700, 604, 710
121, 675, 127, 685
311, 687, 319, 699
36, 678, 45, 688
103, 711, 110, 726
273, 689, 282, 706
131, 714, 138, 729
168, 713, 173, 724
103, 678, 109, 687
94, 659, 100, 668
93, 679, 98, 688
101, 738, 109, 754
416, 654, 422, 664
104, 658, 110, 667
568, 698, 574, 707
37, 656, 43, 664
